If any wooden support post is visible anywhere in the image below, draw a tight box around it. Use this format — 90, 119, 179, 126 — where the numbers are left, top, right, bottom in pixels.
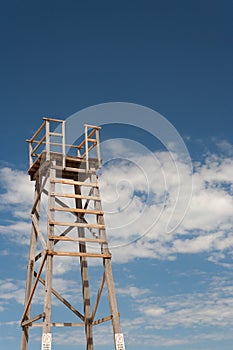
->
91, 170, 121, 347
74, 182, 93, 350
85, 125, 89, 171
20, 177, 41, 350
43, 162, 55, 334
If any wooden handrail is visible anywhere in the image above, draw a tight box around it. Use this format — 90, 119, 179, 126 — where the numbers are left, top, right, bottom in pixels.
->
27, 118, 101, 171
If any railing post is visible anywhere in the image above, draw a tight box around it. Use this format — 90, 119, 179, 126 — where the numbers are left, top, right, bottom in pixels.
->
29, 141, 33, 168
62, 120, 66, 169
95, 129, 101, 168
45, 120, 50, 162
85, 125, 89, 171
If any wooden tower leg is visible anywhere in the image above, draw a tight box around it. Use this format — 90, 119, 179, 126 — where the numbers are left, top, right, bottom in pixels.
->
91, 171, 121, 348
74, 183, 93, 350
43, 164, 55, 334
20, 178, 41, 350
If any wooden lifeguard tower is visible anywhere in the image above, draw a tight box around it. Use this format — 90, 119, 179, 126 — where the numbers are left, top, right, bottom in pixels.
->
20, 118, 125, 350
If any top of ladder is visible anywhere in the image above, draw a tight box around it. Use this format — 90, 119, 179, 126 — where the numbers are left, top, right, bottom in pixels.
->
27, 117, 102, 175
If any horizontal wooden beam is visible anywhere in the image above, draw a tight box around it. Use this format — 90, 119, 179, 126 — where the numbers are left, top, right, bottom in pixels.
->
42, 117, 64, 123
48, 250, 111, 258
50, 178, 99, 187
31, 322, 85, 328
21, 313, 45, 327
92, 315, 113, 325
49, 132, 62, 137
51, 192, 101, 201
50, 207, 103, 215
49, 236, 107, 243
87, 138, 97, 143
49, 221, 105, 229
51, 322, 84, 327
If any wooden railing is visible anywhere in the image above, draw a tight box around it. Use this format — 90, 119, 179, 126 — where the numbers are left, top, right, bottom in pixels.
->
27, 118, 101, 171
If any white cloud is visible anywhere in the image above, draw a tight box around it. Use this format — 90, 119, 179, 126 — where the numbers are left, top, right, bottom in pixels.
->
0, 167, 33, 208
1, 140, 233, 266
135, 276, 233, 329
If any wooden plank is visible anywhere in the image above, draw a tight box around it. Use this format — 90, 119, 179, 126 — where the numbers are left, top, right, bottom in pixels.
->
51, 192, 101, 201
52, 165, 86, 173
50, 207, 103, 215
62, 121, 65, 169
92, 315, 113, 326
42, 117, 64, 123
45, 119, 50, 161
63, 167, 88, 173
49, 221, 105, 229
50, 178, 99, 187
49, 236, 107, 243
43, 163, 56, 333
35, 251, 44, 262
31, 322, 84, 327
21, 313, 45, 327
87, 138, 97, 143
50, 322, 84, 327
95, 129, 101, 168
49, 132, 62, 137
48, 250, 111, 258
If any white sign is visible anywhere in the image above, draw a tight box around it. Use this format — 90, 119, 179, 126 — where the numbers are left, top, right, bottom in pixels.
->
115, 333, 125, 350
41, 333, 52, 350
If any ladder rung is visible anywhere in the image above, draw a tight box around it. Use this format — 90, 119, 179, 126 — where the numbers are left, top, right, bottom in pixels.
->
49, 132, 63, 137
50, 179, 99, 187
49, 236, 107, 243
48, 250, 111, 258
50, 322, 84, 327
52, 166, 86, 173
87, 138, 97, 142
63, 167, 89, 173
51, 192, 101, 201
49, 221, 105, 229
50, 207, 103, 215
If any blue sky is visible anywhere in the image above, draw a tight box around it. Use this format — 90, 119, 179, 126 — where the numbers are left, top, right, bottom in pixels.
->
0, 1, 233, 349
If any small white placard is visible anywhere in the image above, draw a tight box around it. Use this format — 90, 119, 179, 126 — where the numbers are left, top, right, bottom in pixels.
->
41, 333, 52, 350
115, 333, 125, 350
